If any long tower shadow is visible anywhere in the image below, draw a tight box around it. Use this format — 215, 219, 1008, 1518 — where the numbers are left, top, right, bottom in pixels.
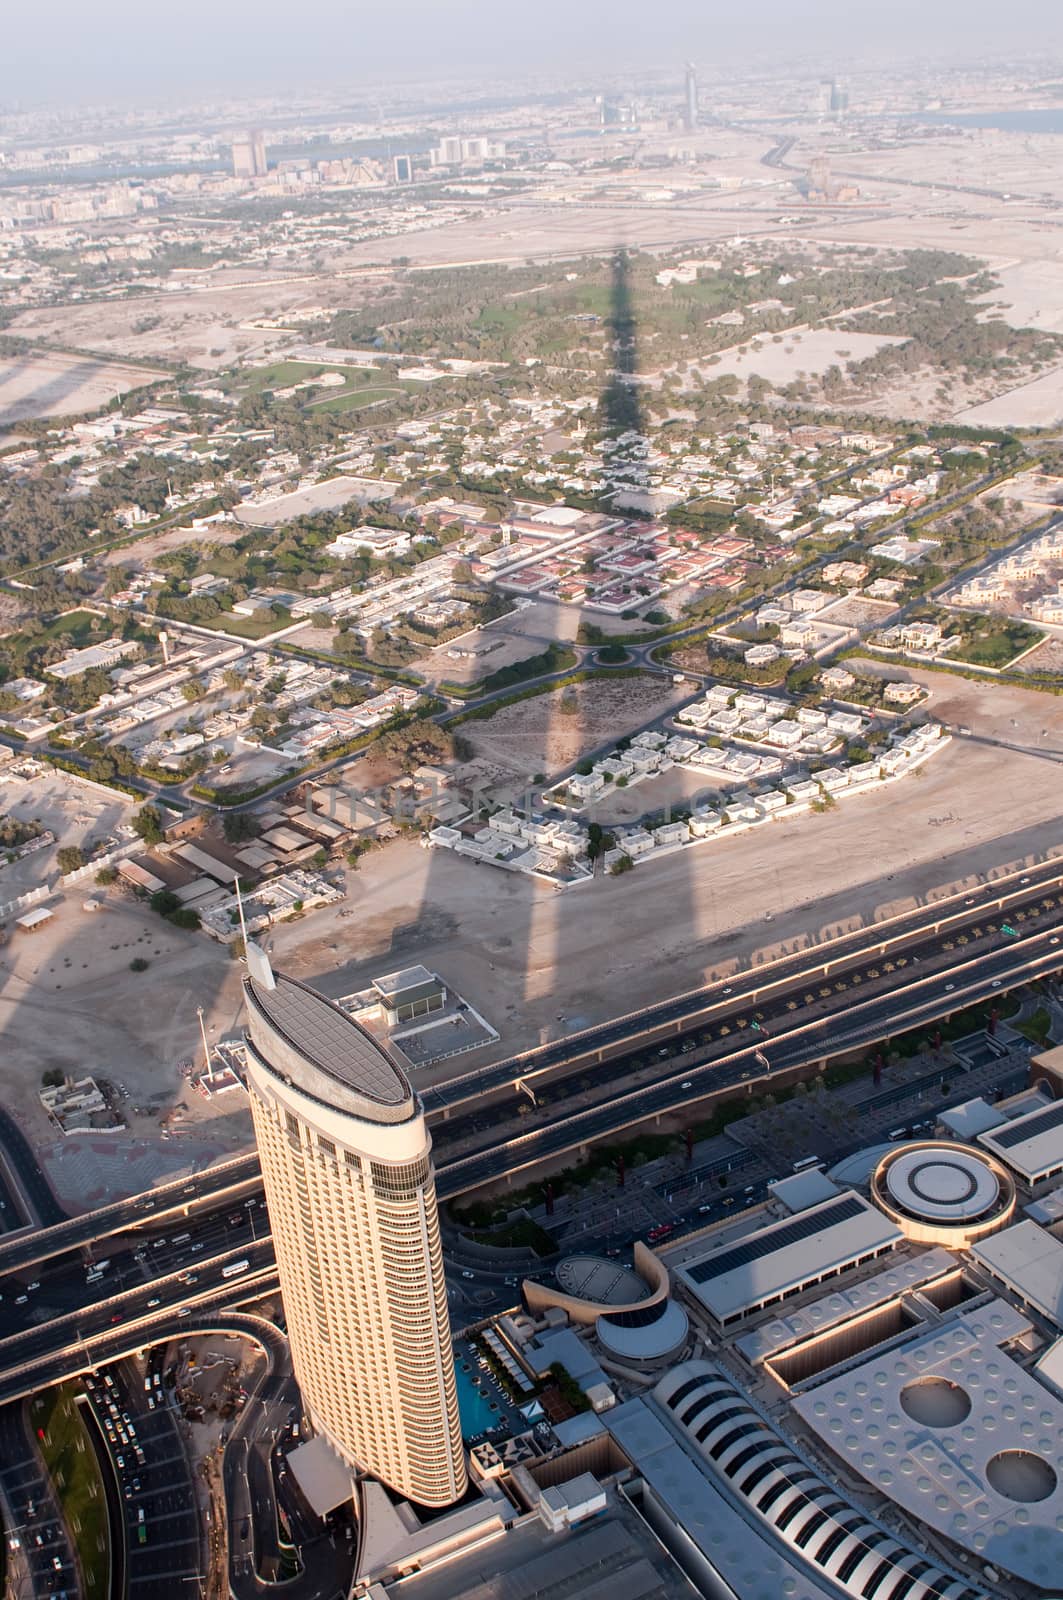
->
599, 247, 649, 454
305, 245, 715, 1247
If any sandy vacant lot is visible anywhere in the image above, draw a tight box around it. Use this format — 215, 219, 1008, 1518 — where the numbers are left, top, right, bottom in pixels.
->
102, 518, 249, 568
0, 769, 137, 901
0, 351, 168, 427
671, 327, 908, 388
953, 361, 1063, 428
819, 595, 898, 629
464, 674, 683, 780
235, 474, 394, 526
2, 663, 1061, 1190
1014, 636, 1063, 675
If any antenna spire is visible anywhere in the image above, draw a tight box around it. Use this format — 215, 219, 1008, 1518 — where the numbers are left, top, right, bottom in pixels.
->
235, 874, 249, 952
197, 1005, 214, 1085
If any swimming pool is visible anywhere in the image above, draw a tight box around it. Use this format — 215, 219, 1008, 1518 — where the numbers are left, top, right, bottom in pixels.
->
454, 1357, 501, 1439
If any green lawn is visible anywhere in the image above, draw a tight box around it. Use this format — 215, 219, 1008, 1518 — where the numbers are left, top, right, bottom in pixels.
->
10, 608, 99, 651
30, 1386, 109, 1600
313, 386, 404, 413
212, 608, 293, 639
1015, 1006, 1054, 1046
949, 619, 1044, 667
230, 359, 348, 393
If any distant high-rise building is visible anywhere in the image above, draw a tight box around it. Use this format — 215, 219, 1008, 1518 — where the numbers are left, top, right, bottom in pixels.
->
392, 153, 413, 184
232, 129, 268, 179
598, 96, 639, 130
243, 945, 467, 1509
684, 62, 699, 131
830, 83, 850, 115
815, 79, 834, 116
428, 135, 506, 168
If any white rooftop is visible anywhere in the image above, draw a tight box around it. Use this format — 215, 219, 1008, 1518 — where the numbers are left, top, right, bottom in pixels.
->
971, 1218, 1063, 1330
677, 1191, 902, 1323
736, 1247, 958, 1365
793, 1299, 1063, 1590
602, 1399, 839, 1600
979, 1099, 1063, 1183
938, 1098, 1006, 1141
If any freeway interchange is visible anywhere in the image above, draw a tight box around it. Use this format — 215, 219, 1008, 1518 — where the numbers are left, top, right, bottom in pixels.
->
0, 853, 1059, 1403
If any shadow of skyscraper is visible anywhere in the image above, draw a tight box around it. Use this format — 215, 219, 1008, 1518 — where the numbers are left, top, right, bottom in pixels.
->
598, 248, 649, 483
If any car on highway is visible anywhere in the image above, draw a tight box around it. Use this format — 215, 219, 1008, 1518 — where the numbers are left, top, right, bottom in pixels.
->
147, 1297, 160, 1308
461, 1270, 476, 1280
681, 1081, 693, 1091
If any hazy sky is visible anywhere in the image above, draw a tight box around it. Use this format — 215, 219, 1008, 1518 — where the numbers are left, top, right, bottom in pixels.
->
4, 0, 1062, 106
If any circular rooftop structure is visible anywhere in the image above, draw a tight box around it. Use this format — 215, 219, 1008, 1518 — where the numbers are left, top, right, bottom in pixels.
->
596, 1297, 690, 1367
871, 1141, 1014, 1247
556, 1255, 648, 1307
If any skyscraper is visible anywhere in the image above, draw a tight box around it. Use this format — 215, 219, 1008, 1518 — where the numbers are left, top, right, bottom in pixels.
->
242, 945, 467, 1509
684, 62, 699, 131
232, 129, 268, 179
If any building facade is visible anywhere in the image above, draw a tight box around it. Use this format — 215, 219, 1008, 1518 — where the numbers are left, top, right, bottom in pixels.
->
243, 949, 466, 1507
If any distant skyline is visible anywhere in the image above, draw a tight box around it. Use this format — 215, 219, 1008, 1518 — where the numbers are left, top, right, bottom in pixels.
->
3, 0, 1062, 108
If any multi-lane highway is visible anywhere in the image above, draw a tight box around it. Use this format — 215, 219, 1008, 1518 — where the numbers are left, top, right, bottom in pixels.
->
0, 852, 1057, 1406
0, 924, 1058, 1400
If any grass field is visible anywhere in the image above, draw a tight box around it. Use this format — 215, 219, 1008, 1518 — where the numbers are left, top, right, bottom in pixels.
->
949, 617, 1044, 668
211, 607, 293, 639
228, 359, 359, 394
30, 1385, 109, 1600
313, 385, 404, 413
1, 607, 101, 661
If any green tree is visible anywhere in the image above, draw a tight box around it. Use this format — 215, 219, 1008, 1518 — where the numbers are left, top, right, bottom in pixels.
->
132, 805, 165, 845
57, 845, 85, 875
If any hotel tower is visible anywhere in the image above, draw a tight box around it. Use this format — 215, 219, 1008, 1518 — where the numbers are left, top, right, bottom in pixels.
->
242, 945, 466, 1508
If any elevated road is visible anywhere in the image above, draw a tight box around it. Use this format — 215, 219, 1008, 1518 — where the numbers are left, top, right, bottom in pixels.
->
0, 921, 1057, 1401
0, 856, 1059, 1291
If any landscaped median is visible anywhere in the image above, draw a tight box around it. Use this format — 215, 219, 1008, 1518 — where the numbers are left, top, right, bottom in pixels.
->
30, 1384, 109, 1600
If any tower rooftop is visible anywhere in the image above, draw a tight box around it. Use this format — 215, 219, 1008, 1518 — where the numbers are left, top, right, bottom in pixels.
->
244, 966, 414, 1119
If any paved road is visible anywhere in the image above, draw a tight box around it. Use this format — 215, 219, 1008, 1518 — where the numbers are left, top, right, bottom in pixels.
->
0, 919, 1058, 1403
0, 1108, 65, 1229
222, 1315, 354, 1600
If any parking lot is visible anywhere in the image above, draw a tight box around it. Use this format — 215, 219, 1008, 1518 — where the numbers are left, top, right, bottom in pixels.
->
84, 1358, 201, 1598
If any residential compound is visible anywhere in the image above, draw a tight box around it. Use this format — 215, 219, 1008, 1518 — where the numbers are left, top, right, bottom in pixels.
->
948, 522, 1063, 625
431, 697, 947, 883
